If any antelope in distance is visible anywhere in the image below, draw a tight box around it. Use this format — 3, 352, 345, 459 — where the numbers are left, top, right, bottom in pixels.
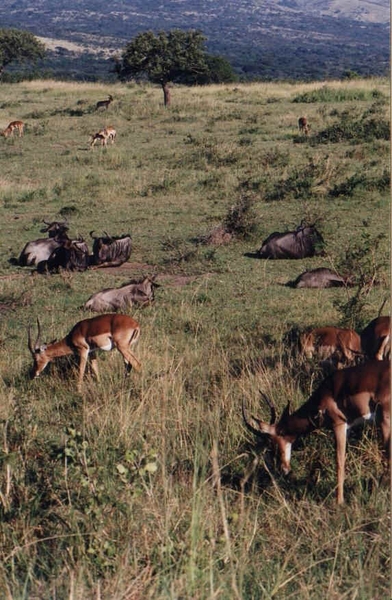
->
90, 127, 116, 147
28, 314, 141, 392
242, 360, 390, 504
298, 116, 310, 135
95, 95, 113, 111
1, 120, 24, 137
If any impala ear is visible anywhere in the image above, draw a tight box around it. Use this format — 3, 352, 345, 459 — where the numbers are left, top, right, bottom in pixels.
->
280, 401, 292, 422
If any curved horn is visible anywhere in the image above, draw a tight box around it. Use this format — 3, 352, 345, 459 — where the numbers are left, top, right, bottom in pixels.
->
242, 399, 265, 437
89, 231, 96, 239
260, 391, 277, 425
28, 318, 42, 354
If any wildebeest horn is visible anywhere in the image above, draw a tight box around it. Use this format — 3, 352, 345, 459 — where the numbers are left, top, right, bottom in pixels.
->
89, 231, 96, 239
260, 391, 277, 424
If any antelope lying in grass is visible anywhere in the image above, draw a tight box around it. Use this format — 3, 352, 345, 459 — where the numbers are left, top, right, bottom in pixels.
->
28, 314, 141, 391
243, 360, 390, 504
1, 120, 24, 137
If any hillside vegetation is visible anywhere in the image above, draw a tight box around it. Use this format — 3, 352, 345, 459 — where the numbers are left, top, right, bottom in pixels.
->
0, 78, 390, 598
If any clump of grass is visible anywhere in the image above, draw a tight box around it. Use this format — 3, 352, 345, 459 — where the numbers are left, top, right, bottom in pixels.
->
292, 86, 386, 103
314, 103, 390, 144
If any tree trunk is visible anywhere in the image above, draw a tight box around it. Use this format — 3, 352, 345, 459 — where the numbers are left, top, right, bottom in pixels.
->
162, 82, 171, 107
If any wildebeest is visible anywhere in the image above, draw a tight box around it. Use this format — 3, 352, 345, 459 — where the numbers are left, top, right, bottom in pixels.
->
38, 239, 90, 273
299, 326, 362, 369
258, 223, 324, 259
90, 232, 132, 268
298, 116, 310, 135
18, 221, 70, 267
286, 267, 351, 288
361, 316, 390, 360
84, 276, 159, 312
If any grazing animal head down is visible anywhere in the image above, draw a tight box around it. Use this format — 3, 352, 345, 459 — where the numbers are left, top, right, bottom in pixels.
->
298, 116, 310, 135
28, 313, 141, 391
243, 360, 390, 504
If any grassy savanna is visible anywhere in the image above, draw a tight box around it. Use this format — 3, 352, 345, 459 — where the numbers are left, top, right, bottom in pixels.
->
0, 78, 390, 598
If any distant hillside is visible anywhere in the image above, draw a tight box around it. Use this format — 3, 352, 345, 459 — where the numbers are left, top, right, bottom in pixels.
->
0, 0, 389, 81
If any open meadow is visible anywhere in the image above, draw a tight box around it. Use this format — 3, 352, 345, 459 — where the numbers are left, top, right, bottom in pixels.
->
0, 78, 390, 598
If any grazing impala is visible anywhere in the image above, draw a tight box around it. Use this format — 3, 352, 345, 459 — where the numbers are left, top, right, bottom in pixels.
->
28, 314, 141, 391
299, 326, 362, 368
242, 360, 390, 504
90, 127, 116, 147
1, 120, 24, 137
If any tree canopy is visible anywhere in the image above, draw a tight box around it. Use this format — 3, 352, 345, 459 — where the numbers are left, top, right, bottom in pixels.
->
0, 29, 46, 76
116, 29, 236, 105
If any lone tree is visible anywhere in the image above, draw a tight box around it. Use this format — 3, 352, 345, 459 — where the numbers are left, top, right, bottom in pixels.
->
0, 29, 46, 77
116, 29, 234, 106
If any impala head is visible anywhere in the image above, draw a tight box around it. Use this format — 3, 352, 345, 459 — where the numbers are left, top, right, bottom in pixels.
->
28, 319, 51, 378
242, 394, 295, 474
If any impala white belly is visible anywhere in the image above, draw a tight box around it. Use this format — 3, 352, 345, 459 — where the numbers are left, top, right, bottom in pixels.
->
99, 341, 113, 351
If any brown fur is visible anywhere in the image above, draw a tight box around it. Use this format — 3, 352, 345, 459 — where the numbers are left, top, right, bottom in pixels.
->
299, 326, 361, 367
298, 116, 310, 135
243, 360, 390, 504
2, 120, 24, 137
28, 313, 141, 391
361, 316, 390, 360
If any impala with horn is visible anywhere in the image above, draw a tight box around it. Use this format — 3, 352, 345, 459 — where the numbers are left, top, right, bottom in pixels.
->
242, 360, 390, 504
28, 314, 141, 392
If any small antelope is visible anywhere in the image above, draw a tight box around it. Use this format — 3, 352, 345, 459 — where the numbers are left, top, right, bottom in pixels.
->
243, 360, 390, 504
90, 127, 116, 147
298, 116, 310, 135
95, 95, 113, 111
28, 314, 141, 391
299, 326, 362, 368
1, 120, 24, 137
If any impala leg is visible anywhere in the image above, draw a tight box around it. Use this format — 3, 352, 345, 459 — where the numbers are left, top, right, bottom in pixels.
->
334, 423, 347, 505
77, 349, 89, 391
90, 355, 100, 382
116, 345, 142, 373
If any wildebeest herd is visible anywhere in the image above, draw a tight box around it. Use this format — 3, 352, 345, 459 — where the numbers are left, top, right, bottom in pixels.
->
4, 107, 390, 506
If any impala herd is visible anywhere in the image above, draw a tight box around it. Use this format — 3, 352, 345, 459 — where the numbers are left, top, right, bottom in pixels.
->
2, 99, 390, 506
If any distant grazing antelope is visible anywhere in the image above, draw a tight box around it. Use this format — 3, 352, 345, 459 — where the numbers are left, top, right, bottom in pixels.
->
90, 127, 116, 147
28, 314, 141, 391
299, 326, 362, 369
243, 359, 390, 504
1, 120, 24, 137
298, 116, 310, 135
96, 95, 113, 111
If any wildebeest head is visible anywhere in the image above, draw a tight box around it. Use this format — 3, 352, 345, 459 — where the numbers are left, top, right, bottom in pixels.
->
40, 239, 90, 273
90, 232, 132, 267
40, 220, 69, 238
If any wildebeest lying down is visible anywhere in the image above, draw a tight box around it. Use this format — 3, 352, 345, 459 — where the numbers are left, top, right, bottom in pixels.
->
37, 239, 90, 273
90, 232, 132, 268
84, 276, 159, 312
286, 267, 351, 288
17, 221, 70, 266
258, 223, 324, 259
